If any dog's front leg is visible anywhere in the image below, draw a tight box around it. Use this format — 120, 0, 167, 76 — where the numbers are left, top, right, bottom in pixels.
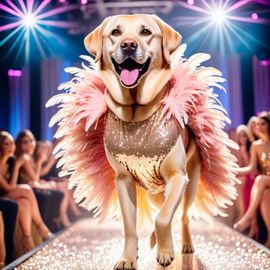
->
155, 138, 189, 267
105, 147, 138, 270
114, 175, 138, 270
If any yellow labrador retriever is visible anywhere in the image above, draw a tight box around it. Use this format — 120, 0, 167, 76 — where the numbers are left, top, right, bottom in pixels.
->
84, 14, 200, 269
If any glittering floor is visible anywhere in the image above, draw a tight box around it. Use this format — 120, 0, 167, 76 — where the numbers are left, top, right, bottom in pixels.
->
15, 218, 270, 270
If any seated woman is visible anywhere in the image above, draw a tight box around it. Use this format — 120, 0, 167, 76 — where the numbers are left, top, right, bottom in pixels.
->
0, 131, 53, 252
38, 140, 83, 218
234, 125, 251, 220
15, 130, 72, 227
234, 113, 270, 247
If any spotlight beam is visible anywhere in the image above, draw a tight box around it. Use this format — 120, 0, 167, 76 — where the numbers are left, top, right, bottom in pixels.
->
227, 15, 270, 24
177, 2, 209, 15
32, 0, 51, 16
0, 3, 21, 16
5, 0, 24, 17
0, 21, 22, 32
0, 24, 24, 46
31, 27, 46, 58
36, 5, 78, 20
226, 0, 253, 13
18, 0, 28, 14
38, 20, 77, 28
27, 0, 34, 13
4, 27, 26, 60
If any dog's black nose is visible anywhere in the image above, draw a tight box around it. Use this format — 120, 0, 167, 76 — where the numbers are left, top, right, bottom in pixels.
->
121, 38, 138, 53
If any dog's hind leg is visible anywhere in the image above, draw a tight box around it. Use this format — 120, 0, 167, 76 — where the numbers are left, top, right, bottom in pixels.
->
154, 137, 189, 267
182, 139, 200, 253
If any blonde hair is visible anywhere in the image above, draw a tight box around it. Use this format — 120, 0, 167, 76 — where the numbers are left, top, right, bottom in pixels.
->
247, 116, 258, 142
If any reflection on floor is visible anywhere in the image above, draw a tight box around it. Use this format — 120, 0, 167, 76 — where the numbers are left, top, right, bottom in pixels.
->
14, 218, 270, 270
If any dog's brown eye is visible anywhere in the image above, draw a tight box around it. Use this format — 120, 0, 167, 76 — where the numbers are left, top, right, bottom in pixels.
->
141, 28, 152, 36
111, 29, 121, 36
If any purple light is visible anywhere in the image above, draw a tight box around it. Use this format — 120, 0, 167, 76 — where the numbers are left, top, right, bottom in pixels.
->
81, 0, 88, 5
8, 69, 22, 77
58, 0, 66, 3
260, 60, 270, 66
187, 0, 194, 5
251, 13, 258, 20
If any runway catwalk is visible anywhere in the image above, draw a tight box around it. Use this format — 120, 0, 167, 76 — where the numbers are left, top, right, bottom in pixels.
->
13, 218, 270, 270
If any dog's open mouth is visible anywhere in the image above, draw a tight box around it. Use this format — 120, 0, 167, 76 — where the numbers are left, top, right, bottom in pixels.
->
112, 57, 151, 87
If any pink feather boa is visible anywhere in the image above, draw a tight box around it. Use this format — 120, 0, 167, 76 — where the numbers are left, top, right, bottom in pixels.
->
46, 47, 239, 222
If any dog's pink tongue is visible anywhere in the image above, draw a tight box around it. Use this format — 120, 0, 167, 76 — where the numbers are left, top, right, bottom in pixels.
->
120, 69, 139, 86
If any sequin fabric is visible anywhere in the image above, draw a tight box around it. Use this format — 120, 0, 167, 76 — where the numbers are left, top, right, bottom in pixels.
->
104, 106, 181, 194
14, 218, 270, 270
259, 152, 270, 176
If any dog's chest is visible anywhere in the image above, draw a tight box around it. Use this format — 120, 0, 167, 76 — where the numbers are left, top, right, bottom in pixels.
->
104, 107, 181, 193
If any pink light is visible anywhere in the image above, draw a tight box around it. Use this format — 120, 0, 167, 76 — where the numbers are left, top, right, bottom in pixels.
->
81, 0, 88, 5
58, 0, 66, 3
8, 69, 14, 76
8, 69, 22, 77
187, 0, 194, 5
251, 13, 258, 20
14, 70, 22, 76
260, 60, 270, 66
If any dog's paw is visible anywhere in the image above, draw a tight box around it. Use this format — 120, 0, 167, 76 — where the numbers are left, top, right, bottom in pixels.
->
113, 258, 137, 270
156, 249, 174, 268
182, 243, 194, 254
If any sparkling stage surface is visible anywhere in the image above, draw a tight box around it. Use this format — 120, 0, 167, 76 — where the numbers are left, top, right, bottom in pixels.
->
14, 218, 270, 270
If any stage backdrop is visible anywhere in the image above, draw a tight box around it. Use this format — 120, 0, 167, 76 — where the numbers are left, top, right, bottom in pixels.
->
40, 58, 70, 141
8, 66, 30, 138
253, 56, 270, 114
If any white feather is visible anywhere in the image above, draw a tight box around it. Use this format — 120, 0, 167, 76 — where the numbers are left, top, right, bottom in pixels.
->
187, 53, 211, 70
46, 94, 75, 108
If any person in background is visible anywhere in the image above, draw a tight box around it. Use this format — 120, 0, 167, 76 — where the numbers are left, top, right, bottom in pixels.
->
39, 140, 83, 218
0, 131, 52, 252
234, 125, 251, 219
247, 115, 259, 143
15, 130, 71, 227
234, 112, 270, 247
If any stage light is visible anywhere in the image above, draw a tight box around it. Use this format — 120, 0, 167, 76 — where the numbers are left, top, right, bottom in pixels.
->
210, 7, 227, 25
0, 0, 77, 64
22, 13, 37, 28
260, 60, 270, 66
187, 0, 194, 5
251, 13, 258, 20
8, 69, 22, 77
81, 0, 88, 5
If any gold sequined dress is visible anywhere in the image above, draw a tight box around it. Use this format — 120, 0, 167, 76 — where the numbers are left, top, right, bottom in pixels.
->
258, 152, 270, 176
104, 107, 181, 194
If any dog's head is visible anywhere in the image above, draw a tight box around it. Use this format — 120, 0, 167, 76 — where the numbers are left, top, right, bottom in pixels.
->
84, 14, 181, 105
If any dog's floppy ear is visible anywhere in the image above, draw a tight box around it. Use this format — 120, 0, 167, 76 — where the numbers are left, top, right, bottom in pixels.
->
84, 17, 110, 63
151, 15, 182, 64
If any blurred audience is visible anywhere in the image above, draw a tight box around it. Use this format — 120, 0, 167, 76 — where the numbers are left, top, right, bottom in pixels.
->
0, 131, 53, 252
15, 130, 80, 228
234, 125, 252, 220
233, 112, 270, 248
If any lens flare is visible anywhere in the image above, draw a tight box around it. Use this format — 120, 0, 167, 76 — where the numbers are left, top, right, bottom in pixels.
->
0, 0, 78, 63
174, 0, 270, 54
